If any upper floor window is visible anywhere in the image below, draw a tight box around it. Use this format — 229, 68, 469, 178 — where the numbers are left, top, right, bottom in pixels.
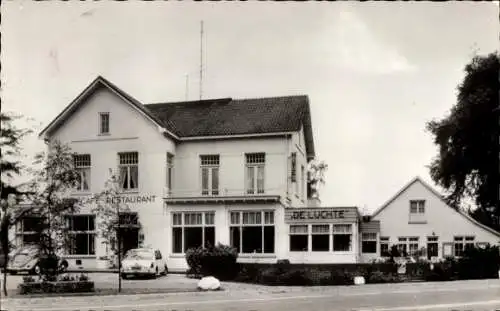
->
99, 112, 110, 135
290, 152, 297, 183
74, 154, 91, 192
245, 153, 265, 194
410, 200, 425, 214
300, 165, 305, 200
166, 153, 174, 194
200, 155, 219, 196
119, 152, 139, 190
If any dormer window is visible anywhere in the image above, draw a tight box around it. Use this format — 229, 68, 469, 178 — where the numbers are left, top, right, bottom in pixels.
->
99, 112, 110, 135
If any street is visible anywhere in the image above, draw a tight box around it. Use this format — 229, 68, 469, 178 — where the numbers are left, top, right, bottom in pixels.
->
1, 274, 499, 311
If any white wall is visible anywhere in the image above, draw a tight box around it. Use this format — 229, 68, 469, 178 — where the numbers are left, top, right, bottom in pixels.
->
372, 180, 500, 258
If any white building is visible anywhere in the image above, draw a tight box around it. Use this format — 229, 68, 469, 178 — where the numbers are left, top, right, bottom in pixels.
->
360, 176, 500, 262
13, 76, 499, 272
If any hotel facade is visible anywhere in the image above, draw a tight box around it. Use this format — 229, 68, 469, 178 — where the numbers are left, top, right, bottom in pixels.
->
13, 76, 500, 272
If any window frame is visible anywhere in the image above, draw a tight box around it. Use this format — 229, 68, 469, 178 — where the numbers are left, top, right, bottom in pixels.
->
229, 210, 275, 254
361, 232, 378, 254
66, 214, 96, 256
332, 224, 352, 252
171, 211, 216, 254
380, 236, 390, 257
118, 152, 139, 191
74, 154, 91, 192
289, 225, 309, 252
200, 155, 220, 196
427, 236, 439, 258
99, 112, 110, 135
409, 200, 426, 214
166, 153, 174, 195
245, 153, 266, 195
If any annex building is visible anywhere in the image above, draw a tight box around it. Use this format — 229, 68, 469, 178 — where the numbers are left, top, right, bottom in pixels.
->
12, 76, 500, 272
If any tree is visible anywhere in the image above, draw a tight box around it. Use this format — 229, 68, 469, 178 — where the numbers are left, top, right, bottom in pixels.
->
426, 52, 499, 231
0, 112, 33, 296
307, 159, 328, 200
25, 140, 82, 279
92, 170, 142, 292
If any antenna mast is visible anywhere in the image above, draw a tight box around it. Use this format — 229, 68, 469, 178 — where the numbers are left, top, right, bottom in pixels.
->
199, 20, 204, 101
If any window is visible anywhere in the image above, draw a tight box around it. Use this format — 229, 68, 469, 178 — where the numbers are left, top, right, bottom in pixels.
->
17, 216, 43, 245
380, 237, 390, 257
410, 200, 425, 214
74, 154, 91, 192
333, 224, 352, 251
171, 212, 215, 253
397, 236, 419, 256
200, 155, 219, 195
289, 225, 308, 251
362, 232, 377, 253
427, 236, 439, 258
119, 152, 139, 190
66, 215, 96, 255
99, 112, 110, 135
230, 211, 274, 254
300, 165, 305, 200
245, 153, 265, 194
312, 225, 330, 251
454, 236, 475, 257
166, 153, 174, 195
290, 153, 297, 183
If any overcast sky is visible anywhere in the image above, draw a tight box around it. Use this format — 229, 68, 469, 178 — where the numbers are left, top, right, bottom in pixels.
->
2, 1, 498, 212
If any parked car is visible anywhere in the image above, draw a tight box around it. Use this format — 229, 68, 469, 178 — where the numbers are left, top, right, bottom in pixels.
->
120, 248, 168, 279
7, 245, 69, 275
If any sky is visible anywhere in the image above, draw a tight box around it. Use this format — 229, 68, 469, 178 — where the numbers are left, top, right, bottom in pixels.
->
2, 1, 499, 213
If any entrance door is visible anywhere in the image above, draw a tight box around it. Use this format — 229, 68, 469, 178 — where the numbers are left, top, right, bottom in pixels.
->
120, 228, 139, 256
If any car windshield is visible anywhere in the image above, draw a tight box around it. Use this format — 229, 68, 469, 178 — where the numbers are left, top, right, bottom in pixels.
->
124, 250, 153, 260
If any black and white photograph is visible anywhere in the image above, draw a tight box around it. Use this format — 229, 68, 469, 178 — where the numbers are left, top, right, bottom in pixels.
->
1, 1, 499, 310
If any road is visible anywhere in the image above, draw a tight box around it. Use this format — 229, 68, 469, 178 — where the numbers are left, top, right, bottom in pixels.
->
1, 276, 500, 311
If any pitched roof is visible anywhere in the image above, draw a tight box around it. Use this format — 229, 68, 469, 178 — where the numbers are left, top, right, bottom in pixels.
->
39, 76, 178, 140
40, 76, 315, 159
371, 176, 500, 237
145, 96, 315, 159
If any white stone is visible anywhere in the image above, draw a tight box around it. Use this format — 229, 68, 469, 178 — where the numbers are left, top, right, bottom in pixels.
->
197, 276, 221, 291
354, 276, 365, 285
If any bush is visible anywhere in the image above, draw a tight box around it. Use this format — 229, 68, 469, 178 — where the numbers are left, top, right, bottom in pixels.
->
18, 281, 95, 295
423, 258, 458, 282
185, 243, 238, 281
365, 271, 401, 284
457, 245, 500, 280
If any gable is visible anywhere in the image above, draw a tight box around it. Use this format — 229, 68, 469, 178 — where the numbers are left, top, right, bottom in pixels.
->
48, 85, 166, 143
372, 177, 500, 240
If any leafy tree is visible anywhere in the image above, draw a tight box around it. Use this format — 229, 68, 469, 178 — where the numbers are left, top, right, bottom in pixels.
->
426, 52, 499, 230
92, 170, 142, 292
0, 112, 33, 296
25, 140, 82, 279
307, 159, 328, 200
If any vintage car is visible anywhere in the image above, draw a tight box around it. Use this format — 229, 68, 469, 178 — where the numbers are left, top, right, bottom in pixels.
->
7, 245, 69, 275
120, 248, 168, 279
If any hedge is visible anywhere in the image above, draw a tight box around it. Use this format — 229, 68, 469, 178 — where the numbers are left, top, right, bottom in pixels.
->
18, 281, 95, 295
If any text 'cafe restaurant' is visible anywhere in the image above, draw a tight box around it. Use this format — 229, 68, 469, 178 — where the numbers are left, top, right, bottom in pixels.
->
240, 206, 372, 265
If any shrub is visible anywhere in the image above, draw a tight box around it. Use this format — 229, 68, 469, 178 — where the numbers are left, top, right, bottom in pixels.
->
18, 281, 94, 295
185, 244, 238, 281
365, 271, 401, 284
277, 269, 313, 286
457, 245, 500, 280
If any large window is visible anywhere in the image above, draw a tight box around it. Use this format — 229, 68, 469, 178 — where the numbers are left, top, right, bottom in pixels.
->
289, 225, 308, 251
166, 153, 174, 195
17, 216, 43, 245
427, 236, 439, 258
312, 225, 330, 251
409, 200, 426, 223
200, 155, 219, 195
230, 211, 274, 254
245, 153, 265, 194
454, 236, 475, 257
361, 232, 377, 253
397, 236, 419, 256
74, 154, 91, 192
66, 215, 96, 255
172, 212, 215, 253
333, 224, 352, 251
119, 152, 139, 190
99, 112, 110, 135
380, 236, 390, 257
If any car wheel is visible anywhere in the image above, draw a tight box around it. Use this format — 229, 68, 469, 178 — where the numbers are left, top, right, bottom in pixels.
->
29, 265, 40, 275
162, 265, 168, 276
121, 273, 128, 280
59, 260, 68, 273
9, 270, 17, 275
